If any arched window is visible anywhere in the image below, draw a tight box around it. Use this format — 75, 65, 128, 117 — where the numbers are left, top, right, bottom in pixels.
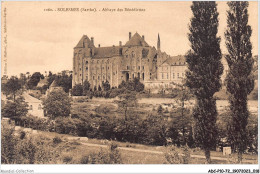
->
86, 61, 88, 64
29, 105, 33, 110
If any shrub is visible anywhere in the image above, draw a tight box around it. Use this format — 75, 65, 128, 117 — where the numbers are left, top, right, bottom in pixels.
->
71, 84, 83, 96
80, 143, 122, 164
63, 156, 73, 164
164, 145, 191, 164
53, 136, 62, 144
1, 121, 60, 164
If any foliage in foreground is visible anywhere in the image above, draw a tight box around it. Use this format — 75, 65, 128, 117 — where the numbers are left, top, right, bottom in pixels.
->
80, 143, 122, 164
186, 1, 223, 163
164, 145, 191, 164
225, 1, 254, 163
1, 122, 60, 164
43, 89, 71, 118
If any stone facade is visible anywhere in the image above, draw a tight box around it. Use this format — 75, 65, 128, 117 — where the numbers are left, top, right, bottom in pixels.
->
72, 32, 229, 92
73, 32, 159, 89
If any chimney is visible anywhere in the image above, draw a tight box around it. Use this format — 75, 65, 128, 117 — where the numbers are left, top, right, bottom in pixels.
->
119, 41, 122, 46
142, 35, 145, 40
98, 44, 100, 48
129, 32, 132, 40
91, 37, 94, 45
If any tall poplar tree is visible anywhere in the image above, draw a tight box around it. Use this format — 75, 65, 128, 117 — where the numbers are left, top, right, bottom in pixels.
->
225, 1, 254, 163
186, 1, 223, 163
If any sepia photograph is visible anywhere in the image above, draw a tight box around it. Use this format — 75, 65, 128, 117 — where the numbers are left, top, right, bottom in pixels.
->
1, 0, 259, 173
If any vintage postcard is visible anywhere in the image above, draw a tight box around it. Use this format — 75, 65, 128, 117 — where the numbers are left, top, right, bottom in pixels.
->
1, 1, 258, 174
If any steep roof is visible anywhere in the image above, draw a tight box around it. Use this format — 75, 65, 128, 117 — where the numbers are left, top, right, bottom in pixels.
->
23, 93, 41, 103
163, 55, 186, 66
93, 46, 122, 58
37, 78, 48, 87
125, 33, 149, 47
75, 35, 95, 48
49, 80, 59, 88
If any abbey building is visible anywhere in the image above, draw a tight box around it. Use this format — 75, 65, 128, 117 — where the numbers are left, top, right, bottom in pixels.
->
72, 32, 187, 91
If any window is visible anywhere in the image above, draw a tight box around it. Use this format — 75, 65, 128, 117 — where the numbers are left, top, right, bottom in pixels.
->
86, 61, 88, 64
86, 76, 88, 80
182, 73, 184, 77
142, 66, 144, 70
167, 73, 168, 79
173, 73, 175, 79
177, 73, 179, 78
86, 67, 88, 70
138, 66, 140, 70
38, 104, 41, 110
131, 51, 135, 58
162, 73, 164, 79
29, 105, 33, 110
93, 76, 95, 80
150, 73, 152, 79
80, 74, 81, 76
127, 66, 129, 70
98, 76, 100, 80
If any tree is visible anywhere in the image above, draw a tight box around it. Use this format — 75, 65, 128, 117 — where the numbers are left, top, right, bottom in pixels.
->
27, 72, 44, 89
83, 80, 91, 92
98, 85, 102, 91
55, 74, 72, 93
2, 76, 22, 102
71, 84, 83, 96
47, 71, 56, 87
102, 81, 110, 91
133, 78, 144, 92
225, 1, 254, 163
171, 81, 193, 146
43, 89, 71, 119
186, 2, 223, 163
118, 90, 137, 121
1, 96, 28, 119
118, 78, 144, 92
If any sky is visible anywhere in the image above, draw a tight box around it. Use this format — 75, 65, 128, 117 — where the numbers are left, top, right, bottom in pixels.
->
1, 1, 258, 77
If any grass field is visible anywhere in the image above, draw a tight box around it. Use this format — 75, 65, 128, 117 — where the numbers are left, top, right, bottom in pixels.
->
32, 129, 258, 164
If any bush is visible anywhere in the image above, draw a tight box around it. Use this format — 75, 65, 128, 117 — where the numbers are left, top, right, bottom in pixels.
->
164, 145, 191, 164
63, 156, 73, 163
43, 89, 71, 118
2, 99, 28, 119
71, 84, 83, 96
1, 121, 60, 164
80, 143, 122, 164
53, 136, 62, 144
